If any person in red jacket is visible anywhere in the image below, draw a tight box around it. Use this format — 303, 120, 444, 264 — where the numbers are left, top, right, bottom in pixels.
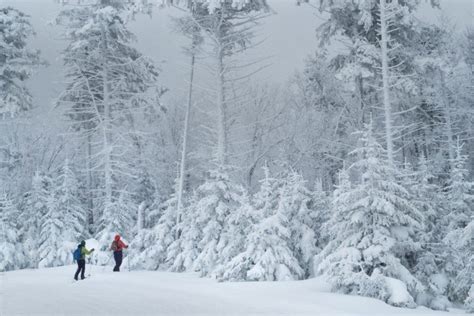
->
110, 234, 128, 272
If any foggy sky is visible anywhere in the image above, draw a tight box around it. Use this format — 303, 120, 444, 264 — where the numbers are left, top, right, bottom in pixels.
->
1, 0, 473, 116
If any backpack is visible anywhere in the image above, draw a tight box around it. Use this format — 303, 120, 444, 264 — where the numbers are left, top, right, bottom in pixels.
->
111, 241, 118, 252
73, 247, 82, 261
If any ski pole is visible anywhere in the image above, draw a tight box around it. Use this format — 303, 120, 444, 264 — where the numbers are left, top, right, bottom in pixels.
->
127, 250, 131, 272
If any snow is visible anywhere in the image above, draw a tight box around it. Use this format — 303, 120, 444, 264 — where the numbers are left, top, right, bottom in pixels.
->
0, 0, 472, 313
0, 266, 466, 316
431, 273, 450, 294
385, 277, 416, 308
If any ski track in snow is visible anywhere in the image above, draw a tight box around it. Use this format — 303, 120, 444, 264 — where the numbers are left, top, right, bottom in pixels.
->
0, 266, 465, 316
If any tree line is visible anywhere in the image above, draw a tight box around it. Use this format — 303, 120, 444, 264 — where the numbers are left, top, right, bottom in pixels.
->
0, 0, 472, 311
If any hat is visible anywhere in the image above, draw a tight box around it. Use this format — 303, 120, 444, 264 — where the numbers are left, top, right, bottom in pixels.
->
80, 240, 86, 246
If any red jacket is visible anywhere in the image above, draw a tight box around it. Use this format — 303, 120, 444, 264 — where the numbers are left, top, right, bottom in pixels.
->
111, 236, 128, 252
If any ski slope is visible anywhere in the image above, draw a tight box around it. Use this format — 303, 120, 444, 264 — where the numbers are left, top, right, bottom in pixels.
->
0, 266, 466, 316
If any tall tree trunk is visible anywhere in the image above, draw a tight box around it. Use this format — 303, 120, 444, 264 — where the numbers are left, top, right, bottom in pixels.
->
101, 24, 113, 216
102, 64, 113, 211
86, 133, 94, 232
439, 69, 455, 166
176, 52, 196, 239
380, 0, 394, 166
216, 45, 227, 166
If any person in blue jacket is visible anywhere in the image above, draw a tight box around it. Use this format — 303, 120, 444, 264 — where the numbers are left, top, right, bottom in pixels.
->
74, 240, 94, 280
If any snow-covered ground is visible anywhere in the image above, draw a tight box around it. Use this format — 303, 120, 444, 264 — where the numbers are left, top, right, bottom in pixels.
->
0, 266, 466, 316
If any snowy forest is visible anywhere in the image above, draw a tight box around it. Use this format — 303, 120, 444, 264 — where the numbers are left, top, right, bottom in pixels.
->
0, 0, 473, 312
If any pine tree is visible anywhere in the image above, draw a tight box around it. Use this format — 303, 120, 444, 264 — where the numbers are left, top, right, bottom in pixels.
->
314, 0, 440, 165
130, 186, 178, 270
278, 170, 317, 277
55, 159, 87, 241
459, 219, 474, 311
191, 168, 246, 276
0, 7, 43, 118
310, 178, 330, 252
168, 192, 201, 272
35, 160, 87, 268
316, 122, 424, 307
443, 141, 474, 304
97, 191, 135, 246
0, 193, 24, 271
212, 189, 255, 279
404, 156, 449, 309
38, 189, 63, 268
466, 284, 474, 313
220, 166, 304, 281
133, 170, 157, 230
20, 171, 53, 267
56, 0, 160, 246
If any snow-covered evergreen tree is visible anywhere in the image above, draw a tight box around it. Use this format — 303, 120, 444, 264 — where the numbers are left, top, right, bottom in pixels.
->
310, 178, 330, 252
443, 141, 474, 304
212, 189, 255, 279
458, 220, 474, 311
403, 156, 449, 309
315, 122, 424, 307
55, 159, 87, 241
0, 7, 43, 118
466, 284, 474, 313
37, 160, 87, 268
130, 187, 178, 270
167, 170, 247, 275
444, 142, 473, 233
168, 192, 201, 272
56, 0, 160, 246
20, 171, 53, 267
410, 156, 439, 235
313, 167, 351, 277
97, 191, 135, 246
191, 168, 246, 276
278, 170, 317, 277
220, 166, 304, 281
0, 193, 24, 271
38, 189, 64, 268
314, 0, 441, 166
